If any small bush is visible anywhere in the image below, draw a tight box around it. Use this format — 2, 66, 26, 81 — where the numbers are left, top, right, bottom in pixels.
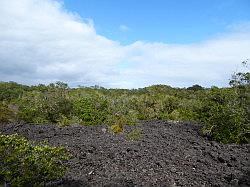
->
110, 124, 124, 134
0, 103, 12, 123
73, 96, 108, 125
126, 128, 142, 141
200, 88, 249, 143
0, 134, 70, 186
58, 115, 82, 127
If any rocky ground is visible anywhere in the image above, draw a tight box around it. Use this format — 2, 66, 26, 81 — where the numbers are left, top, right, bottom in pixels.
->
0, 121, 249, 187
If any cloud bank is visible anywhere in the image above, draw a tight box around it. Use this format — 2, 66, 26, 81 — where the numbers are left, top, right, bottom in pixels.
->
0, 0, 249, 88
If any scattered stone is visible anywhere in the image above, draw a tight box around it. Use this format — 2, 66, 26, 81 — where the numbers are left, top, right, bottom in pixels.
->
1, 121, 249, 187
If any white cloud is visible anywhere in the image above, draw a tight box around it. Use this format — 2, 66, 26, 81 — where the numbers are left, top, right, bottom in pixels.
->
119, 24, 131, 32
0, 0, 125, 86
121, 32, 250, 87
0, 0, 249, 88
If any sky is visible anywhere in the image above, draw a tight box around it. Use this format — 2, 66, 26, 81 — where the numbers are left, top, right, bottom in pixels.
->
63, 0, 250, 44
0, 0, 250, 88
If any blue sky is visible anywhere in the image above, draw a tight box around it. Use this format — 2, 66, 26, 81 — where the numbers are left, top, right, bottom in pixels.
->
0, 0, 250, 88
63, 0, 250, 44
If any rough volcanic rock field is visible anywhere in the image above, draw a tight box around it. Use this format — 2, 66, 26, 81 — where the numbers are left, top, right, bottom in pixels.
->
0, 121, 249, 187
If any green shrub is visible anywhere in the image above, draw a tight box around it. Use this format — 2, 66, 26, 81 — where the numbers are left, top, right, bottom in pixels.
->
177, 99, 203, 121
200, 88, 249, 143
0, 134, 70, 186
0, 82, 29, 102
73, 96, 108, 125
0, 103, 12, 123
110, 124, 124, 134
17, 91, 46, 123
187, 84, 204, 91
168, 109, 181, 121
18, 88, 73, 124
58, 115, 82, 127
0, 65, 249, 145
126, 128, 142, 141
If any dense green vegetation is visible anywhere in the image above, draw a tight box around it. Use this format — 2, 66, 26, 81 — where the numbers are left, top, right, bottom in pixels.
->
0, 62, 249, 144
0, 62, 249, 186
0, 133, 70, 186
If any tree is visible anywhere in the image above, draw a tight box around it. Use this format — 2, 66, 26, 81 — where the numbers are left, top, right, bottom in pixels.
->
187, 84, 204, 91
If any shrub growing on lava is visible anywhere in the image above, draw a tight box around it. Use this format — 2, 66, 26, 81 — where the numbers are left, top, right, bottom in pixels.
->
0, 134, 70, 186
